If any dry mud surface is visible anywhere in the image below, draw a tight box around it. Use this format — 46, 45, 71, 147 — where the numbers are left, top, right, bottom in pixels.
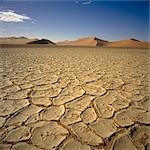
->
0, 46, 149, 150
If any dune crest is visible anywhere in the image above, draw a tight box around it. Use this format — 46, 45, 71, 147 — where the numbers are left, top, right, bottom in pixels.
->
57, 37, 108, 46
107, 39, 149, 48
27, 39, 56, 45
0, 37, 37, 45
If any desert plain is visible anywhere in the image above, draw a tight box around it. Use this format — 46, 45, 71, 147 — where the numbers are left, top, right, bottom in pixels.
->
0, 45, 149, 150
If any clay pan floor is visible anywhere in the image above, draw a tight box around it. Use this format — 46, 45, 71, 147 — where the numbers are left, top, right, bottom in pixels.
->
0, 46, 149, 150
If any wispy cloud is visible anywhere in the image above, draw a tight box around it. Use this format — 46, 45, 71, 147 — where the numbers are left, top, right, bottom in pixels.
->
16, 26, 30, 30
0, 10, 31, 22
75, 0, 93, 5
0, 28, 7, 32
82, 0, 93, 5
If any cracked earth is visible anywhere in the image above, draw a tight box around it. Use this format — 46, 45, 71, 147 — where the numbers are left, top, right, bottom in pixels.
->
0, 46, 149, 150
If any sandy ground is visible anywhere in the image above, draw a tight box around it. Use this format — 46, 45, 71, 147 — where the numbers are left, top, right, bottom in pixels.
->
0, 46, 149, 150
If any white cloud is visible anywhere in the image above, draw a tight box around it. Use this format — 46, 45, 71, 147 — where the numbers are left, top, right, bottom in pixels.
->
82, 0, 93, 5
0, 10, 30, 22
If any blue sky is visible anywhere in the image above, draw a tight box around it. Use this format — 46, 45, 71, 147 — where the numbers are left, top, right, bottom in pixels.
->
0, 0, 149, 42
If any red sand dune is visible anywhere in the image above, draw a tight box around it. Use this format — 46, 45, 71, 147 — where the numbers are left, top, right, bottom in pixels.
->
57, 37, 108, 46
107, 39, 150, 48
0, 37, 149, 48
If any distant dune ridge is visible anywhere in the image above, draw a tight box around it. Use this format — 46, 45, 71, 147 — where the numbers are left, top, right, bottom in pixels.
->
0, 37, 37, 45
0, 36, 149, 48
107, 38, 150, 48
27, 39, 56, 45
57, 37, 108, 46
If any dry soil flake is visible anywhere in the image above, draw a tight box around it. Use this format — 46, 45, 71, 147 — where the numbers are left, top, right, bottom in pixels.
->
5, 89, 31, 99
45, 85, 62, 98
11, 142, 42, 150
83, 82, 107, 96
89, 118, 117, 138
53, 86, 85, 105
6, 105, 43, 126
4, 126, 31, 142
0, 79, 12, 89
40, 105, 65, 121
65, 95, 95, 111
78, 73, 100, 83
111, 95, 129, 111
3, 84, 20, 93
0, 117, 6, 127
60, 110, 82, 125
96, 104, 115, 119
0, 144, 12, 150
31, 97, 52, 106
61, 138, 91, 150
70, 122, 103, 145
31, 121, 69, 150
129, 125, 150, 149
111, 133, 137, 150
25, 113, 40, 125
114, 107, 148, 127
0, 99, 30, 116
114, 110, 134, 127
81, 106, 97, 124
94, 97, 115, 118
101, 78, 125, 90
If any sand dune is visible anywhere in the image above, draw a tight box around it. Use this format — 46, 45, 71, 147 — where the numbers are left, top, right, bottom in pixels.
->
0, 37, 149, 48
107, 38, 150, 48
27, 39, 56, 45
57, 37, 108, 46
0, 37, 37, 45
57, 37, 149, 48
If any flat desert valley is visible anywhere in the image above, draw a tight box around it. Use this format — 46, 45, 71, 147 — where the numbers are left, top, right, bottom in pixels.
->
0, 46, 149, 150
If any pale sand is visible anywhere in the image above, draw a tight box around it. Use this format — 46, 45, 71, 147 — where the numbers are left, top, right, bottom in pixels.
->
0, 46, 149, 150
